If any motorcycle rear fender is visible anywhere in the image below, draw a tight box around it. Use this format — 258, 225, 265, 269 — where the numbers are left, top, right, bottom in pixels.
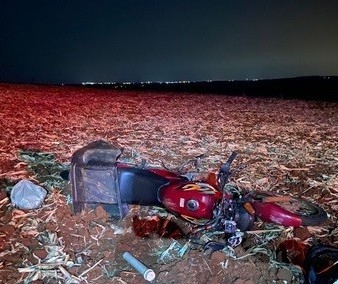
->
252, 201, 302, 227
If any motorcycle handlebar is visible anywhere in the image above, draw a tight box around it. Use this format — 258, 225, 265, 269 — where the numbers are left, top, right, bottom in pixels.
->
218, 151, 237, 191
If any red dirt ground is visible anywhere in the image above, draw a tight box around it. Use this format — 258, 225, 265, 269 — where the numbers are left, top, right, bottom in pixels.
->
0, 83, 337, 283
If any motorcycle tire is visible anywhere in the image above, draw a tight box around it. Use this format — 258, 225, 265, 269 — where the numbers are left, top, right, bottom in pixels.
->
251, 192, 328, 227
295, 198, 328, 226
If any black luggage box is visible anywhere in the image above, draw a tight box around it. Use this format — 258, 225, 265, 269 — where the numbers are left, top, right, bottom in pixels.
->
70, 140, 128, 219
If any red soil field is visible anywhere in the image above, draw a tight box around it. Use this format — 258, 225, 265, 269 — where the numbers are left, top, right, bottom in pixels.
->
0, 83, 337, 283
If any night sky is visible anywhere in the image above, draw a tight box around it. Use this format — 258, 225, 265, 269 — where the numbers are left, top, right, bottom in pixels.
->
1, 1, 338, 84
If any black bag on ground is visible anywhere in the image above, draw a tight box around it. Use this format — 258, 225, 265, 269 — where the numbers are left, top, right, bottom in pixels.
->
304, 244, 338, 284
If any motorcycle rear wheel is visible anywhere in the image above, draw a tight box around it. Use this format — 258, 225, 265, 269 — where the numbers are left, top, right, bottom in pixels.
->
251, 192, 328, 227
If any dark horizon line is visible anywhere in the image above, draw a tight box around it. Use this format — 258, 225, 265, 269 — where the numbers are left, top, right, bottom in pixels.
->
0, 75, 337, 86
81, 75, 338, 85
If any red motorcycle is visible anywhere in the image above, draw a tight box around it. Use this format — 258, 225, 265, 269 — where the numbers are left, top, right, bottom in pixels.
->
69, 141, 328, 246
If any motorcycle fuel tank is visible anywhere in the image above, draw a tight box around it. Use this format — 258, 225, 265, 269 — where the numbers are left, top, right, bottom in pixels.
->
158, 181, 221, 223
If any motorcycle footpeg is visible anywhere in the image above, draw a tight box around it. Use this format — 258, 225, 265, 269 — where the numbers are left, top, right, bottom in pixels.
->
203, 241, 226, 254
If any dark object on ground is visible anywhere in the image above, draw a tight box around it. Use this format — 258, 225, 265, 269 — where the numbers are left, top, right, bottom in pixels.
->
304, 245, 338, 284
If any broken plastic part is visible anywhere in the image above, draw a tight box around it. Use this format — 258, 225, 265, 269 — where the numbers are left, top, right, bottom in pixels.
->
123, 252, 156, 281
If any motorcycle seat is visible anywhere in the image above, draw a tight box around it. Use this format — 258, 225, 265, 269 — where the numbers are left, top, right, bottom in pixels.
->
118, 167, 168, 206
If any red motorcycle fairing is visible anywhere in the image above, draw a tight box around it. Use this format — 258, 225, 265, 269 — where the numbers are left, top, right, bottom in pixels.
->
158, 181, 222, 223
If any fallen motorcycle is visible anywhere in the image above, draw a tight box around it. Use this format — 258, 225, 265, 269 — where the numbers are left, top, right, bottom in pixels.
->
67, 140, 328, 247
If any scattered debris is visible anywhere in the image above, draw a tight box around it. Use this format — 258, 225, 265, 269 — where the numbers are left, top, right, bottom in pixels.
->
10, 179, 47, 210
18, 231, 83, 284
17, 150, 68, 191
156, 240, 190, 263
